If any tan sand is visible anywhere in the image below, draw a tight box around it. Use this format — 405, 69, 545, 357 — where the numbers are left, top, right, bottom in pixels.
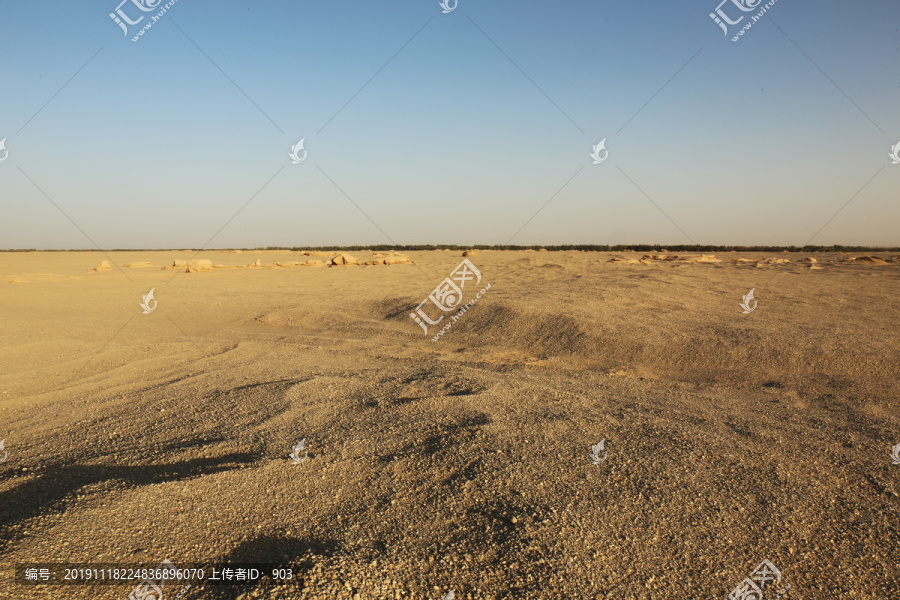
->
0, 250, 898, 599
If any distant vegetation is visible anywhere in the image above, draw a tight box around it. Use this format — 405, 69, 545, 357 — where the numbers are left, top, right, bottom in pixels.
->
285, 244, 900, 253
3, 245, 898, 252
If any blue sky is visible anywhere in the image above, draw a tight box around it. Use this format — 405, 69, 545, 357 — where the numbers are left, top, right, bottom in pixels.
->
1, 0, 898, 249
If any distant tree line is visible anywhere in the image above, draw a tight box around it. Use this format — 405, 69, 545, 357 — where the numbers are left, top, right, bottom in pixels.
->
285, 244, 900, 252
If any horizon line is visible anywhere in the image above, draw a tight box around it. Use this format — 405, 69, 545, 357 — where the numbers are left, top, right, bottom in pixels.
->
2, 244, 899, 253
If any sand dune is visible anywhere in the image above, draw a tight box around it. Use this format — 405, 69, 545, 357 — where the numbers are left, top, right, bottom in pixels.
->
847, 256, 890, 265
1, 250, 898, 599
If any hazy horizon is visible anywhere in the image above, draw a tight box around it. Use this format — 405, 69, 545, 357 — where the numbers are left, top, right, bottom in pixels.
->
2, 0, 899, 249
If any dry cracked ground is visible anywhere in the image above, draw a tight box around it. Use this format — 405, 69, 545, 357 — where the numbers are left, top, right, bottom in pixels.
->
0, 250, 898, 599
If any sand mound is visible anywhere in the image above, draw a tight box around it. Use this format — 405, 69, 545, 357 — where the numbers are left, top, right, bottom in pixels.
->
799, 257, 817, 263
331, 254, 359, 266
302, 251, 335, 257
226, 259, 265, 268
462, 250, 480, 257
172, 259, 213, 272
608, 257, 643, 264
640, 254, 720, 263
848, 256, 888, 265
123, 261, 157, 268
384, 256, 412, 265
642, 254, 675, 262
271, 260, 327, 267
186, 260, 213, 273
364, 256, 411, 266
383, 255, 411, 265
91, 260, 111, 272
757, 258, 791, 264
734, 256, 794, 265
366, 252, 412, 265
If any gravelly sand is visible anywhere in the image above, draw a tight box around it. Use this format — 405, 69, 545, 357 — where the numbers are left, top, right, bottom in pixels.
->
1, 250, 898, 599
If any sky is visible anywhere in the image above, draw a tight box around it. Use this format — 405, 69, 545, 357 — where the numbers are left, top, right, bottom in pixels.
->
1, 0, 898, 249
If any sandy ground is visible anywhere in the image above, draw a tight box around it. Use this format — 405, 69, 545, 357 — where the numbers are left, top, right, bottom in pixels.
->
0, 249, 898, 599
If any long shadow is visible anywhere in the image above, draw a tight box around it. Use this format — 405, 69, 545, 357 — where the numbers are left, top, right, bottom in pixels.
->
0, 452, 261, 547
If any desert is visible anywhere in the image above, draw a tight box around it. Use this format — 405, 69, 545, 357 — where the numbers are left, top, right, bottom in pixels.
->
5, 0, 900, 596
1, 248, 898, 599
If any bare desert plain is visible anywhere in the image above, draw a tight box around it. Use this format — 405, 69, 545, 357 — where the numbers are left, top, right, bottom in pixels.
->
1, 249, 898, 600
